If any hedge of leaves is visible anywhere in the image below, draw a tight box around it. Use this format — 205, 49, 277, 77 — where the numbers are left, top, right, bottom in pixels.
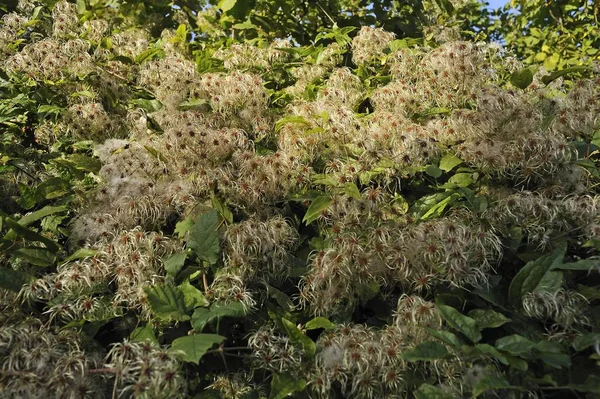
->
1, 1, 600, 398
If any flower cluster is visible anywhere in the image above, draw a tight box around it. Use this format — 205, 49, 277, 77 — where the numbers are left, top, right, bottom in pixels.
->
351, 26, 395, 65
105, 340, 186, 398
0, 319, 105, 398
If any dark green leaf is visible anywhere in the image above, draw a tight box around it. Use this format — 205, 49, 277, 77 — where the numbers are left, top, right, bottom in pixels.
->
509, 248, 565, 306
5, 218, 59, 252
269, 372, 306, 399
425, 328, 463, 348
13, 247, 56, 266
164, 252, 188, 277
541, 66, 593, 85
191, 301, 247, 332
170, 334, 225, 364
551, 259, 600, 272
472, 375, 513, 398
495, 335, 535, 355
0, 267, 34, 292
402, 341, 449, 362
474, 344, 509, 365
425, 165, 443, 178
144, 284, 190, 321
130, 324, 158, 344
467, 309, 510, 330
437, 304, 481, 343
62, 249, 97, 263
572, 333, 600, 351
414, 384, 455, 399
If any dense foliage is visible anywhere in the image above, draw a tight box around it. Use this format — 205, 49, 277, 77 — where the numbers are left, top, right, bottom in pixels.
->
1, 1, 600, 398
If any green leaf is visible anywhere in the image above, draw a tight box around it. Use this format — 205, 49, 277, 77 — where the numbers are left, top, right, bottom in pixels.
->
13, 247, 56, 266
437, 304, 481, 343
130, 324, 158, 344
191, 301, 247, 332
551, 259, 600, 272
0, 267, 34, 292
495, 335, 535, 355
171, 334, 225, 364
66, 154, 102, 173
135, 48, 164, 64
425, 328, 463, 348
164, 252, 188, 277
439, 154, 463, 172
305, 317, 335, 331
302, 195, 332, 225
425, 165, 443, 178
263, 282, 295, 311
275, 115, 310, 132
414, 384, 455, 399
541, 66, 592, 85
509, 248, 565, 306
474, 344, 509, 365
131, 99, 163, 112
419, 192, 462, 220
343, 183, 361, 200
188, 211, 220, 265
178, 280, 209, 309
144, 284, 190, 322
62, 249, 97, 263
281, 317, 316, 358
269, 372, 306, 399
17, 205, 68, 227
472, 375, 513, 398
211, 193, 233, 224
402, 341, 449, 362
175, 218, 194, 238
447, 173, 474, 187
572, 333, 600, 351
219, 0, 237, 12
510, 68, 534, 89
4, 218, 59, 252
467, 309, 510, 330
567, 375, 600, 394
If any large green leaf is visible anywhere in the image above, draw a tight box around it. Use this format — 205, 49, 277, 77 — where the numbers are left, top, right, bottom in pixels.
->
305, 317, 335, 331
191, 301, 247, 332
402, 341, 450, 362
4, 218, 59, 252
510, 68, 534, 89
437, 304, 481, 343
171, 334, 225, 364
130, 324, 158, 344
269, 372, 306, 399
509, 248, 565, 306
188, 210, 220, 265
144, 284, 190, 322
495, 335, 535, 355
13, 247, 56, 267
425, 328, 463, 348
467, 309, 511, 330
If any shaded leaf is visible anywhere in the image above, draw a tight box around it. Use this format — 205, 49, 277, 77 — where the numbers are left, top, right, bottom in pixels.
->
13, 247, 56, 267
191, 301, 247, 332
269, 372, 306, 399
468, 309, 510, 330
178, 280, 209, 309
130, 324, 158, 344
414, 384, 455, 399
472, 375, 514, 398
164, 252, 188, 277
495, 335, 535, 355
510, 68, 534, 89
402, 341, 449, 362
0, 267, 34, 292
509, 248, 565, 306
437, 304, 481, 343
